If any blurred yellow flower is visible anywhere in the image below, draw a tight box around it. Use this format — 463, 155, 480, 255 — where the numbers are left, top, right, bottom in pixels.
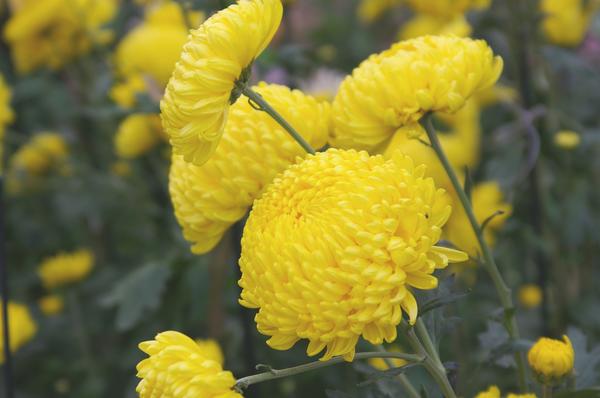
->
406, 0, 490, 17
10, 132, 68, 175
528, 335, 575, 383
0, 74, 14, 174
554, 130, 581, 150
114, 114, 163, 159
38, 249, 94, 290
110, 74, 148, 109
194, 339, 225, 365
475, 386, 500, 398
507, 394, 537, 398
3, 0, 117, 73
114, 1, 204, 92
331, 36, 502, 151
399, 14, 472, 40
357, 0, 401, 23
39, 294, 64, 316
161, 0, 283, 166
239, 149, 467, 361
136, 331, 241, 398
518, 284, 543, 309
0, 301, 37, 363
170, 83, 329, 254
541, 0, 599, 46
444, 182, 512, 257
368, 346, 407, 370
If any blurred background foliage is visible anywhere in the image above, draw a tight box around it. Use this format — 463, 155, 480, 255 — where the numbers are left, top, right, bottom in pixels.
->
1, 0, 600, 397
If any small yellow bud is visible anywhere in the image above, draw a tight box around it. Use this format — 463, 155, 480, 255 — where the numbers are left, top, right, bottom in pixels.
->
554, 130, 581, 150
528, 335, 575, 383
518, 284, 543, 309
39, 295, 64, 316
475, 385, 500, 398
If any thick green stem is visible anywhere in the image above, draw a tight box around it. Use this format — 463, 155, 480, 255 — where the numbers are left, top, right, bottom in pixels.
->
421, 115, 528, 391
402, 325, 457, 398
373, 345, 421, 398
542, 385, 553, 398
240, 85, 316, 155
415, 319, 442, 365
234, 351, 424, 392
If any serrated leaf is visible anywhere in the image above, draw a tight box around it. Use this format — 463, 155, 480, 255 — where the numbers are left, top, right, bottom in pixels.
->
101, 263, 172, 331
569, 327, 600, 388
357, 363, 421, 387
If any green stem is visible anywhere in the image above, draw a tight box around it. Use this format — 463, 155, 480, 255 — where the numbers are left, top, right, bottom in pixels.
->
234, 351, 424, 392
421, 115, 528, 391
67, 290, 96, 378
415, 319, 441, 365
402, 325, 457, 398
373, 345, 421, 398
543, 385, 553, 398
240, 85, 316, 155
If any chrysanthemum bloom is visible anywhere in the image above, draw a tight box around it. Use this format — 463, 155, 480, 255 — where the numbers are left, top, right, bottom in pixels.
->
38, 249, 94, 290
10, 132, 68, 175
331, 36, 503, 151
0, 74, 14, 172
475, 386, 500, 398
39, 294, 64, 316
553, 130, 581, 150
0, 301, 37, 363
406, 0, 490, 17
3, 0, 117, 74
161, 0, 283, 166
357, 0, 401, 23
528, 335, 575, 383
115, 114, 164, 159
541, 0, 599, 46
518, 284, 543, 310
136, 331, 242, 398
239, 149, 467, 361
111, 1, 205, 109
399, 13, 472, 40
170, 83, 329, 254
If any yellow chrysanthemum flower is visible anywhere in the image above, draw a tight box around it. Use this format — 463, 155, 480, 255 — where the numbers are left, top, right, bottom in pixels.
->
3, 0, 117, 73
39, 294, 64, 316
136, 331, 242, 398
10, 132, 68, 175
110, 74, 148, 109
475, 386, 500, 398
541, 0, 599, 46
507, 394, 537, 398
114, 1, 204, 90
114, 114, 163, 159
194, 339, 225, 365
331, 36, 502, 151
406, 0, 490, 17
38, 249, 94, 290
554, 130, 581, 150
528, 335, 575, 383
0, 301, 37, 363
399, 13, 472, 40
0, 74, 14, 174
161, 0, 283, 166
239, 149, 467, 361
518, 284, 543, 310
170, 83, 330, 254
357, 0, 401, 23
444, 182, 512, 257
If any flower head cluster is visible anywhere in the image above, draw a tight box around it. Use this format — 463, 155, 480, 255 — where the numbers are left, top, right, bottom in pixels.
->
541, 0, 598, 46
239, 149, 467, 361
38, 249, 94, 290
10, 132, 68, 175
528, 335, 575, 383
136, 331, 241, 398
554, 130, 581, 150
39, 294, 64, 316
331, 36, 503, 151
0, 301, 37, 363
3, 0, 117, 74
115, 114, 164, 159
111, 1, 204, 108
161, 0, 283, 165
170, 83, 330, 254
475, 386, 537, 398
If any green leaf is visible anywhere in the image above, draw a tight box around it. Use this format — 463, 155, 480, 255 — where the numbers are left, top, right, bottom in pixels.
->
419, 291, 470, 316
101, 263, 172, 331
569, 327, 600, 388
